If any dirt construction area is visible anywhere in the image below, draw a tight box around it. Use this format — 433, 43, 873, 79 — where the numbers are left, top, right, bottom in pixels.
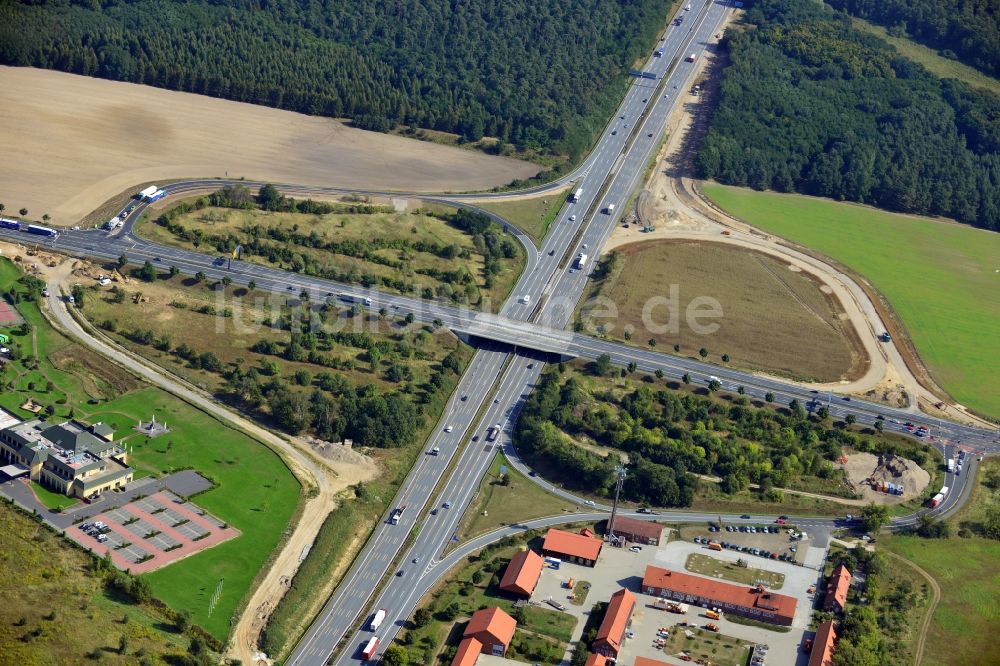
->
837, 452, 930, 504
0, 66, 540, 227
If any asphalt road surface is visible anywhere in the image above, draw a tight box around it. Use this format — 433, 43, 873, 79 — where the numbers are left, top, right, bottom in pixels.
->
1, 1, 995, 663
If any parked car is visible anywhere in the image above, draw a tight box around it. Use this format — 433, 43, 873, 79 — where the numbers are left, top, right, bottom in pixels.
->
629, 546, 642, 553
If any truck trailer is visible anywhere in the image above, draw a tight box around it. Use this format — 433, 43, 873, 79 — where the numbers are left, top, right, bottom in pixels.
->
0, 218, 21, 230
570, 188, 583, 202
361, 637, 379, 661
575, 253, 588, 269
27, 224, 58, 238
147, 189, 167, 202
929, 486, 950, 508
340, 293, 373, 307
487, 424, 502, 442
370, 609, 387, 631
389, 506, 405, 525
138, 185, 158, 199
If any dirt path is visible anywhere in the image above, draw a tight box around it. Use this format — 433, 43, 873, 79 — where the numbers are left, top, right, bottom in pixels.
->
885, 550, 941, 666
695, 474, 869, 507
16, 250, 378, 665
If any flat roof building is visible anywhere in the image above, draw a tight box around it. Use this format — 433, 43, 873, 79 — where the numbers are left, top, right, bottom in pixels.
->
808, 620, 838, 666
542, 528, 603, 567
593, 588, 636, 658
605, 516, 663, 545
642, 565, 797, 626
824, 564, 852, 613
499, 549, 544, 598
464, 607, 516, 657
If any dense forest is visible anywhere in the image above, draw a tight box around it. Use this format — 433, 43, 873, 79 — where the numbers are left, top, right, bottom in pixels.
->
514, 362, 924, 508
825, 0, 1000, 77
0, 0, 671, 159
697, 0, 1000, 231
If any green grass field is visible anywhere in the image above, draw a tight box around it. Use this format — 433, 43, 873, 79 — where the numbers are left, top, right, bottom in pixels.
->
0, 259, 300, 641
457, 453, 575, 539
685, 552, 785, 589
476, 185, 573, 244
848, 16, 1000, 98
881, 459, 1000, 665
702, 183, 1000, 418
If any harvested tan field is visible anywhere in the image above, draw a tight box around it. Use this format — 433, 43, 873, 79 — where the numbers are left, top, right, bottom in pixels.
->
0, 66, 540, 226
582, 240, 866, 382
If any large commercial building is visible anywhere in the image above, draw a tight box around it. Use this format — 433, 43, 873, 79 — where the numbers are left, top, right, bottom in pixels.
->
542, 528, 603, 567
593, 588, 636, 658
0, 419, 132, 499
642, 565, 797, 626
823, 564, 852, 613
499, 548, 544, 598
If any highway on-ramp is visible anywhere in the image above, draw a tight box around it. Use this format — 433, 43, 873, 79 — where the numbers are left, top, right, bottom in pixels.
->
1, 1, 995, 663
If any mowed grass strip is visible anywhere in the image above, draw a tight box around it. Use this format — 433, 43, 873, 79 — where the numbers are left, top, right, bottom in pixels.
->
702, 183, 1000, 417
685, 552, 785, 589
582, 240, 861, 381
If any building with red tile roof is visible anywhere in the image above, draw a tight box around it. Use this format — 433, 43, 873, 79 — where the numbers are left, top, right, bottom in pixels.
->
452, 637, 483, 666
584, 654, 608, 666
580, 527, 596, 538
823, 564, 852, 613
464, 607, 517, 657
642, 565, 797, 626
605, 516, 663, 545
593, 588, 636, 657
808, 620, 838, 666
499, 549, 544, 598
634, 658, 672, 666
542, 528, 603, 567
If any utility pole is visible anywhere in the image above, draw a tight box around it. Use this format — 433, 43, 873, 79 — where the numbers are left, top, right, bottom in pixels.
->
607, 464, 627, 546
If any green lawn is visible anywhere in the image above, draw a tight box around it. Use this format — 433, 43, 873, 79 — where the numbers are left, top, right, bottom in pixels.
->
458, 453, 575, 539
702, 183, 1000, 418
685, 552, 785, 589
78, 389, 300, 639
881, 459, 1000, 666
31, 482, 80, 511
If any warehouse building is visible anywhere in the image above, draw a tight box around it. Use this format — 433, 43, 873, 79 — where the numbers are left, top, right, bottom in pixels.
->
642, 565, 797, 626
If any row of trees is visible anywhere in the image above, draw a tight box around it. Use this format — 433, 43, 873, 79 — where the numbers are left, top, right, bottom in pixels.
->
0, 0, 668, 156
825, 0, 1000, 77
697, 0, 1000, 231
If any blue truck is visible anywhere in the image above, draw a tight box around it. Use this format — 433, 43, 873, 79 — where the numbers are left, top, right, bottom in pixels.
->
0, 218, 21, 230
27, 224, 58, 238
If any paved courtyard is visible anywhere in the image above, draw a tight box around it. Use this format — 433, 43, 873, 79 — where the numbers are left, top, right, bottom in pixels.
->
0, 470, 238, 573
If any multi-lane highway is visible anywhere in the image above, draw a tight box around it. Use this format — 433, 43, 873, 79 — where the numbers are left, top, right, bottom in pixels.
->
1, 1, 996, 663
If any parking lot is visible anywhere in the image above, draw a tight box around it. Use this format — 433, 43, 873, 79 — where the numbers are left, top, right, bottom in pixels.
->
529, 524, 827, 666
67, 489, 240, 573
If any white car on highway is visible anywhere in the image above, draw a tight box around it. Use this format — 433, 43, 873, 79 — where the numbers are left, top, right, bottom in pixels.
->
444, 425, 453, 433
